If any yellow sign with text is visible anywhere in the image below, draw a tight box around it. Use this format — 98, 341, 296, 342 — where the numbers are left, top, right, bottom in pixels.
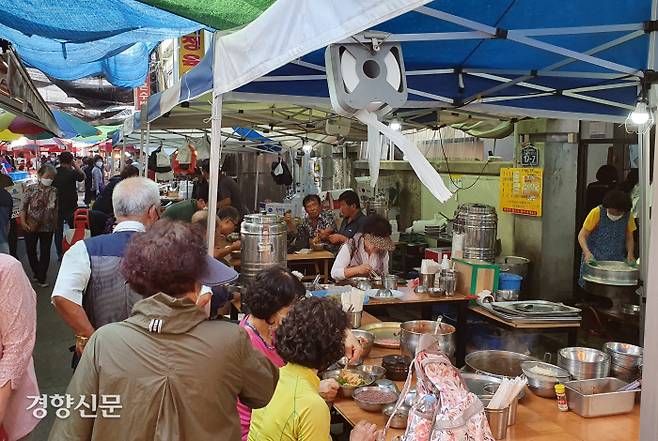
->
499, 167, 543, 217
178, 31, 204, 77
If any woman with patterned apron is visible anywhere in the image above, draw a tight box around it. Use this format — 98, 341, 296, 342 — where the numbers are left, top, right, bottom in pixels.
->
577, 189, 636, 287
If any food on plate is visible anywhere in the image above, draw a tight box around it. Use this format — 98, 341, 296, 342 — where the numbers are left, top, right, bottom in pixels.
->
337, 371, 367, 387
355, 389, 398, 404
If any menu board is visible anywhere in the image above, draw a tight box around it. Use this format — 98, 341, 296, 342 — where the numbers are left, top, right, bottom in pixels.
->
499, 167, 543, 216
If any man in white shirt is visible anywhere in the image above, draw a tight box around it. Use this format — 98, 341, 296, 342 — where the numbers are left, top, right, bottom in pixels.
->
52, 177, 162, 358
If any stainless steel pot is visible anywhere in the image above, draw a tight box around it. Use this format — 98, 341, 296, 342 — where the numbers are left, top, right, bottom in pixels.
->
399, 320, 456, 359
453, 203, 498, 262
465, 350, 538, 379
583, 261, 639, 286
240, 214, 287, 285
496, 256, 530, 278
382, 275, 398, 290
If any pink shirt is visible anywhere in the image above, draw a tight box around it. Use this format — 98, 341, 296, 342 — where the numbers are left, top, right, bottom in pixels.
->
238, 316, 284, 441
0, 255, 40, 441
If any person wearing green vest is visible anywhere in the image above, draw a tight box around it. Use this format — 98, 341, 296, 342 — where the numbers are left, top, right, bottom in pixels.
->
163, 185, 208, 222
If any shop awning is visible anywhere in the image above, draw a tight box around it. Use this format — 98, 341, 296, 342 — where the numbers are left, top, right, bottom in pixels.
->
142, 0, 651, 123
0, 0, 204, 87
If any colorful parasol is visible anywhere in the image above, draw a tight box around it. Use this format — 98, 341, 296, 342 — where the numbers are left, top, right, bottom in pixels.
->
0, 110, 100, 141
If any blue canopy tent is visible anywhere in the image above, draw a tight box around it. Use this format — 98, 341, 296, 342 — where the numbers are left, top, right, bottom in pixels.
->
0, 0, 204, 87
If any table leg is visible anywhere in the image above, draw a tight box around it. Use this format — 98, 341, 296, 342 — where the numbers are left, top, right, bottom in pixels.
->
567, 328, 578, 346
324, 259, 329, 283
456, 301, 468, 367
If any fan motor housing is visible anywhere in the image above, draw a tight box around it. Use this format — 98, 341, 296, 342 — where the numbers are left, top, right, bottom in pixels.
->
325, 42, 407, 116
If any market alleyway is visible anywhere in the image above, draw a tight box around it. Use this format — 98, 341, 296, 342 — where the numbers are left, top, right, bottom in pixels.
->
15, 240, 70, 441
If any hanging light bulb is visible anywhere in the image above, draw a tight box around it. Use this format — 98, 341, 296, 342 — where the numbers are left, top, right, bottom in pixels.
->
630, 100, 650, 125
389, 119, 401, 131
302, 139, 313, 154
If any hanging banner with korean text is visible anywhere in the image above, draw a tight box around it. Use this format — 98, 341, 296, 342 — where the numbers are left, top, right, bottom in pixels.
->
133, 82, 150, 111
499, 167, 543, 216
178, 31, 205, 77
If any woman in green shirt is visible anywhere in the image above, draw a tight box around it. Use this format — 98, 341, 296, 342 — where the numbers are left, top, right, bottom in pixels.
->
248, 297, 380, 441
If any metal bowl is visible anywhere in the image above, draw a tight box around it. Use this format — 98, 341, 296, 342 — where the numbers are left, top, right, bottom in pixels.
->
361, 322, 402, 348
621, 304, 641, 316
558, 347, 611, 380
321, 369, 374, 398
357, 365, 386, 380
350, 329, 375, 362
383, 404, 409, 429
352, 386, 399, 412
400, 320, 456, 359
521, 361, 571, 398
350, 277, 372, 291
427, 287, 446, 297
464, 350, 538, 379
604, 342, 643, 368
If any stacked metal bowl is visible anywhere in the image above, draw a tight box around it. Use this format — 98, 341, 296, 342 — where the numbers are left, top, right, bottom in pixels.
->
557, 347, 611, 380
604, 342, 643, 382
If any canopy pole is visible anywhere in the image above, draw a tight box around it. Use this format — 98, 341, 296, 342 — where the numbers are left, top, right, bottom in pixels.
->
144, 123, 151, 180
207, 92, 223, 257
640, 1, 657, 439
139, 103, 147, 177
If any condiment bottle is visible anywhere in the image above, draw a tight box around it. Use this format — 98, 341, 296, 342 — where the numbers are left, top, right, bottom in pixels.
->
555, 384, 568, 411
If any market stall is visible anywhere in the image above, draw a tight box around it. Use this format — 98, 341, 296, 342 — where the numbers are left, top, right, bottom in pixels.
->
123, 0, 658, 438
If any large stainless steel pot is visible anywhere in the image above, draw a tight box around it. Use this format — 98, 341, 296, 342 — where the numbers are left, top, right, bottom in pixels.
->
240, 214, 287, 285
583, 261, 639, 286
464, 350, 537, 379
496, 256, 530, 278
399, 320, 456, 359
453, 203, 498, 262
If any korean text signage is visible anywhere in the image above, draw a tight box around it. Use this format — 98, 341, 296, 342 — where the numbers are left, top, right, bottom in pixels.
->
133, 83, 150, 111
500, 167, 543, 217
178, 31, 204, 77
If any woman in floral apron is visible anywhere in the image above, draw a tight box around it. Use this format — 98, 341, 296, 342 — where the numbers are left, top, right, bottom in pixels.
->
20, 164, 58, 287
577, 189, 635, 287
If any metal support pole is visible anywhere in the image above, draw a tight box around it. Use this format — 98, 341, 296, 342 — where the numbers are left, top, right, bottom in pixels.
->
207, 93, 223, 256
640, 2, 658, 439
144, 123, 151, 181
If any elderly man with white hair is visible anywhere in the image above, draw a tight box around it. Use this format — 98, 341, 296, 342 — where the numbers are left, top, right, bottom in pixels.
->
52, 177, 163, 363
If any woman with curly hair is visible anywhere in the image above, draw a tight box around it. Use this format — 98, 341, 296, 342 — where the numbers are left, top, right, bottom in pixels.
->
248, 296, 381, 441
49, 219, 278, 441
239, 266, 350, 441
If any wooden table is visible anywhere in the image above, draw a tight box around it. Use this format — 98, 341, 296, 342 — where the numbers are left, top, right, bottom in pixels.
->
333, 313, 640, 441
226, 250, 335, 283
364, 287, 472, 366
469, 305, 580, 346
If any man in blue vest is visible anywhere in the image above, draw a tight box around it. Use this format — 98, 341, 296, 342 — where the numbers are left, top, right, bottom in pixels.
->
52, 177, 162, 359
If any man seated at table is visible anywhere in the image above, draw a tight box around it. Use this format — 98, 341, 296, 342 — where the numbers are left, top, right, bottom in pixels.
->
284, 194, 337, 249
162, 186, 208, 222
191, 206, 241, 262
331, 214, 395, 281
328, 190, 366, 246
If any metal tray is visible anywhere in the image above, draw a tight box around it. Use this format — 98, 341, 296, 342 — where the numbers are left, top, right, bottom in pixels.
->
583, 261, 639, 286
360, 322, 402, 348
480, 303, 582, 324
564, 377, 638, 417
491, 300, 581, 317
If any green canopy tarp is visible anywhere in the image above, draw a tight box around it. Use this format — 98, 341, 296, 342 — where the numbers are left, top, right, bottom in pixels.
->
138, 0, 275, 29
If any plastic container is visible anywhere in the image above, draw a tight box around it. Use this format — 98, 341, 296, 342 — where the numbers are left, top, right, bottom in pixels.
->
498, 273, 522, 291
555, 384, 568, 411
7, 171, 29, 181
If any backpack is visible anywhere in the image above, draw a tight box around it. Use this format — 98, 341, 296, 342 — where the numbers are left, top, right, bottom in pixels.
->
385, 334, 495, 441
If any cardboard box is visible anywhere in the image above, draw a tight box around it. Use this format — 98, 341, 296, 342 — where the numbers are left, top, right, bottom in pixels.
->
453, 258, 500, 295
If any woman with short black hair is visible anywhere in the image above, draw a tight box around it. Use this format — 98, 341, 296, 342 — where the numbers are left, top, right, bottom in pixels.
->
331, 213, 395, 280
578, 189, 636, 286
248, 297, 381, 441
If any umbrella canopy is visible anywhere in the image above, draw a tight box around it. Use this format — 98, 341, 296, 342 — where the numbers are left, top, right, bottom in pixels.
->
0, 110, 100, 141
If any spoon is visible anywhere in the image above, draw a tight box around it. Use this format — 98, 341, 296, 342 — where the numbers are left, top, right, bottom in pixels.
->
433, 315, 443, 335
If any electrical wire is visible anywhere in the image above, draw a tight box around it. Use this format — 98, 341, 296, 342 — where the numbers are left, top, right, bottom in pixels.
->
437, 128, 491, 194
